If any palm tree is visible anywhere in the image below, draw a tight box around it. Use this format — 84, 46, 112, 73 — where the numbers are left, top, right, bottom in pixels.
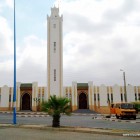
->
41, 95, 71, 127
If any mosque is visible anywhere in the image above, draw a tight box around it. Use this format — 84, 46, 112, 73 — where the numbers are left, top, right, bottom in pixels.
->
0, 7, 140, 114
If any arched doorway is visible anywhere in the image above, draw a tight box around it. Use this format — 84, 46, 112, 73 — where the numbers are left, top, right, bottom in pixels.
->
21, 93, 31, 110
79, 92, 87, 109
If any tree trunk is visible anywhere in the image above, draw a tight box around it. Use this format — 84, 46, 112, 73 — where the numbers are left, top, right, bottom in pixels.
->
52, 115, 60, 127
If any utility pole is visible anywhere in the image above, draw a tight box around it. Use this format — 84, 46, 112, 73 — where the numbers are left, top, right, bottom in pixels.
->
120, 69, 127, 102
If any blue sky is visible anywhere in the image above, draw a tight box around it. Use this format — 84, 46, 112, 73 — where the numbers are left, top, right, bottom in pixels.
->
1, 0, 140, 87
5, 0, 55, 42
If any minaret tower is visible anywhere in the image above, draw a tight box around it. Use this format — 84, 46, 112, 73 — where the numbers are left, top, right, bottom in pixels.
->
47, 7, 63, 97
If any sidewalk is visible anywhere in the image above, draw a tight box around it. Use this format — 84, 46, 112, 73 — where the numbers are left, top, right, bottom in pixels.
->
0, 123, 140, 137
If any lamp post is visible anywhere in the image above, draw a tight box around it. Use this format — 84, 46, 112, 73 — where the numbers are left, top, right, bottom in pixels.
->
13, 0, 16, 124
120, 69, 127, 102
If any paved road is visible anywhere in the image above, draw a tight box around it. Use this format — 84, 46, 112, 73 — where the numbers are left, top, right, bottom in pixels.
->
0, 113, 140, 131
0, 127, 139, 140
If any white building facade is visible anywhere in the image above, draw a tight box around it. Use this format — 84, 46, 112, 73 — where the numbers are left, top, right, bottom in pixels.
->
0, 83, 140, 113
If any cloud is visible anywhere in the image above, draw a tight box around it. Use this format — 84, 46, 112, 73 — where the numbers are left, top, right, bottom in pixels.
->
6, 0, 13, 8
17, 58, 46, 86
103, 0, 136, 22
1, 0, 140, 87
0, 0, 13, 9
0, 35, 47, 86
62, 0, 140, 85
0, 4, 2, 13
16, 35, 47, 84
0, 16, 13, 60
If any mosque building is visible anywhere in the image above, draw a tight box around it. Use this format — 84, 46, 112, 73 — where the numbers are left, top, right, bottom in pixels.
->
0, 7, 140, 114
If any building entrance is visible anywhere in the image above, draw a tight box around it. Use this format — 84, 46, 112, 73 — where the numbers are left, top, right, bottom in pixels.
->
79, 93, 87, 109
21, 93, 31, 110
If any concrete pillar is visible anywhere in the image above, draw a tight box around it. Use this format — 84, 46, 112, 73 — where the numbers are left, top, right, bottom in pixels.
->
0, 85, 9, 111
88, 81, 93, 110
127, 85, 135, 102
72, 81, 77, 111
99, 85, 109, 114
10, 87, 13, 110
32, 82, 38, 111
112, 85, 121, 103
16, 82, 21, 111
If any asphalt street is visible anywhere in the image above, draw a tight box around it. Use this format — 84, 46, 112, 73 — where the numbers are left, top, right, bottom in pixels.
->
0, 127, 140, 140
0, 113, 140, 131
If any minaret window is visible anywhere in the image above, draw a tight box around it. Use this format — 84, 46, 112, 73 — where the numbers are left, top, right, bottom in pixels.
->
54, 42, 56, 53
53, 24, 56, 28
54, 69, 56, 81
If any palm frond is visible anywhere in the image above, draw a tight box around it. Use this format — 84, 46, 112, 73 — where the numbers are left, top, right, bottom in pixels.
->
41, 95, 71, 116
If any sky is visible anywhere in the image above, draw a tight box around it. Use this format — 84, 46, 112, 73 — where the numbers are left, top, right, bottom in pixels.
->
0, 0, 140, 87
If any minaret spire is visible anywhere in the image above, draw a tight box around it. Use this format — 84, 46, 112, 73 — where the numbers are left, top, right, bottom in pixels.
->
47, 7, 63, 98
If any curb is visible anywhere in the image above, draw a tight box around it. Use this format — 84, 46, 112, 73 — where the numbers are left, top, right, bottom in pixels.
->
17, 115, 49, 117
0, 112, 47, 115
92, 116, 140, 123
1, 124, 140, 136
103, 118, 140, 123
13, 114, 100, 117
0, 111, 101, 117
92, 117, 140, 123
1, 112, 140, 123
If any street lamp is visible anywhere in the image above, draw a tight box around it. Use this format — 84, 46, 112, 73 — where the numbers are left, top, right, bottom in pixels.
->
120, 69, 127, 102
13, 0, 17, 124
